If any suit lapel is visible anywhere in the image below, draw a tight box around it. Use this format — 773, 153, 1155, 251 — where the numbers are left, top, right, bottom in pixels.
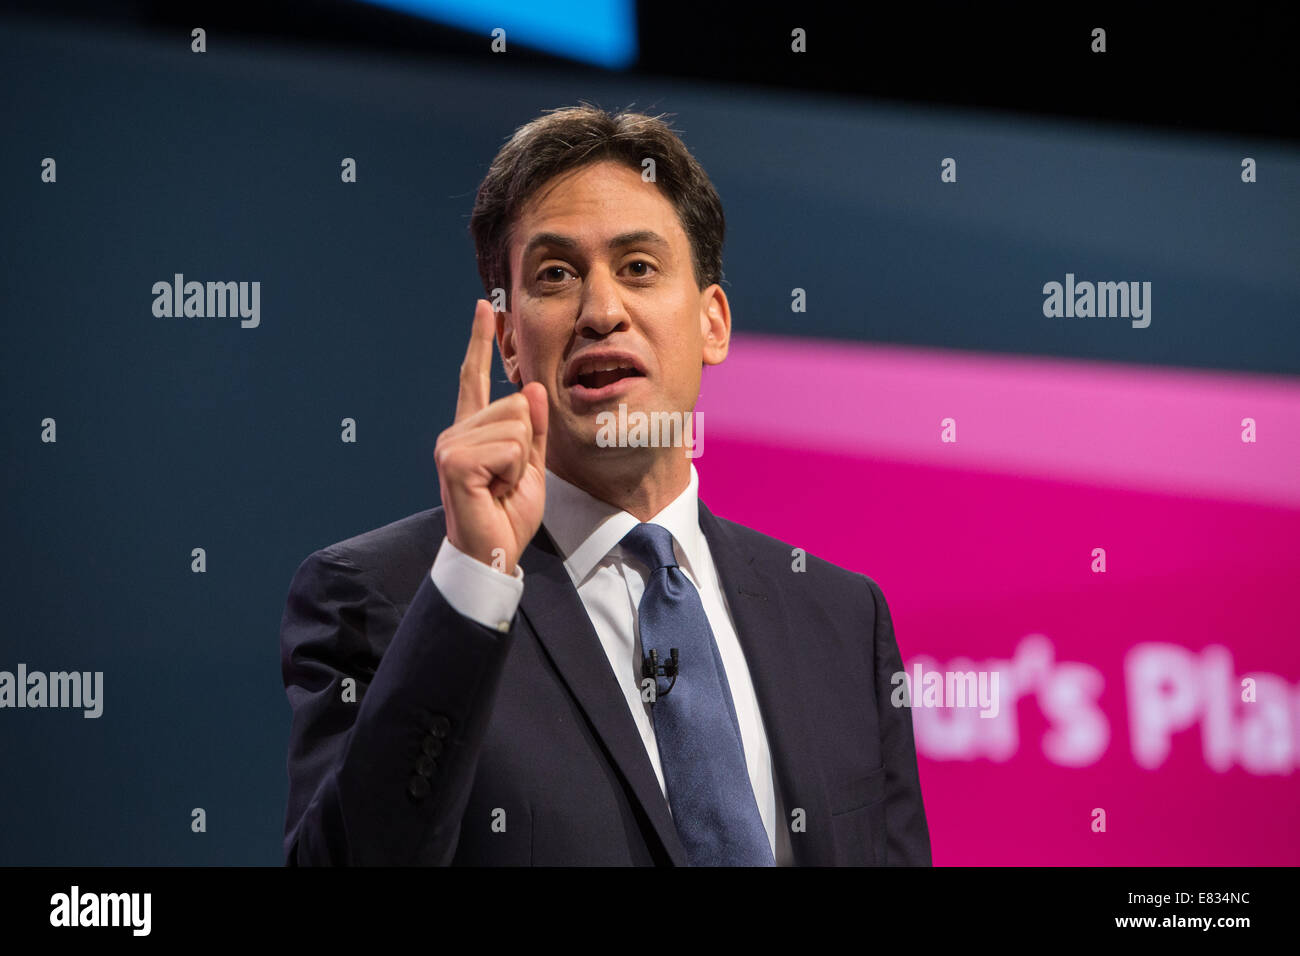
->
517, 526, 688, 866
698, 501, 838, 865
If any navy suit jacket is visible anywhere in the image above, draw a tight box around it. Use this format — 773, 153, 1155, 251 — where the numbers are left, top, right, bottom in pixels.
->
280, 501, 932, 865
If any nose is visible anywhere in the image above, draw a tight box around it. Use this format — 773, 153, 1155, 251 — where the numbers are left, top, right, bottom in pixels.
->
574, 266, 631, 339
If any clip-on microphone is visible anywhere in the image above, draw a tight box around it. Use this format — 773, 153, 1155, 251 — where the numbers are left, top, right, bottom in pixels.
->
641, 647, 679, 699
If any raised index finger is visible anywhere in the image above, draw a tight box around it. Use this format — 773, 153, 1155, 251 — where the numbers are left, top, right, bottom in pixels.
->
455, 299, 495, 423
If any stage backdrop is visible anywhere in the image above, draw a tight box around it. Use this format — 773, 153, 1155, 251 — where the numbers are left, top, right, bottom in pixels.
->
695, 336, 1300, 865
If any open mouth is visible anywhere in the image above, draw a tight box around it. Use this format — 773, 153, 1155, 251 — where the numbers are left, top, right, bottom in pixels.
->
566, 352, 648, 394
575, 365, 645, 390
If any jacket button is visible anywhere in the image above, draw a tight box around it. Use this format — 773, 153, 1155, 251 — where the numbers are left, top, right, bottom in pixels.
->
422, 735, 444, 757
407, 774, 430, 800
415, 755, 436, 778
428, 714, 451, 738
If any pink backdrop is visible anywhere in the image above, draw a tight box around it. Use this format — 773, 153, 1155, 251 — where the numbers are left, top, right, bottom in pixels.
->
695, 333, 1300, 865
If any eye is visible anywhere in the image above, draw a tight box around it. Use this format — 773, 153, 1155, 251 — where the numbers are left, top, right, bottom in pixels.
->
537, 265, 573, 284
623, 259, 657, 278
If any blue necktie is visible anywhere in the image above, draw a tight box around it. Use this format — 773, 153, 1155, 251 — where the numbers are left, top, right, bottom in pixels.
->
620, 522, 776, 866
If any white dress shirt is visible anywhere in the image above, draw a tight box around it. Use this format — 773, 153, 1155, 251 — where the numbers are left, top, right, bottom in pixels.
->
429, 464, 792, 865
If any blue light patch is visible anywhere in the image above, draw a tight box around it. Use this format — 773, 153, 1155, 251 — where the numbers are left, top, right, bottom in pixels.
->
357, 0, 638, 69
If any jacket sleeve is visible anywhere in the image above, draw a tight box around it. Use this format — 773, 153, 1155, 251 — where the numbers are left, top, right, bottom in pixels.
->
866, 576, 933, 865
280, 546, 515, 865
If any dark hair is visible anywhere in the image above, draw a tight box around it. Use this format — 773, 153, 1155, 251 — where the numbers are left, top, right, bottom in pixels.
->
470, 104, 725, 297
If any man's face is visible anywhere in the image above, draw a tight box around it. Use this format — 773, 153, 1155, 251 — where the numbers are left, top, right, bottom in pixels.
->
498, 160, 730, 474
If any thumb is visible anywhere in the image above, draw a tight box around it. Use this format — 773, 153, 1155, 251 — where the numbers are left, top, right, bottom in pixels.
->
522, 381, 548, 464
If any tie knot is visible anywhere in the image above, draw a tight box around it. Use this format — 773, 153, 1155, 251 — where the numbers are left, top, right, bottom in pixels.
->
619, 522, 677, 572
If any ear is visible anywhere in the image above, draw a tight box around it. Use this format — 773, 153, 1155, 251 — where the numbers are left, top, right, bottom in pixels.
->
700, 283, 731, 367
496, 307, 522, 384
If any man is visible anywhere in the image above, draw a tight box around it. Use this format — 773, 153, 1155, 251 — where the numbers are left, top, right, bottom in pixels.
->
280, 105, 931, 865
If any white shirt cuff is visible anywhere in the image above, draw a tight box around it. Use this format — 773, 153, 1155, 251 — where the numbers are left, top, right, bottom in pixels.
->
430, 536, 524, 633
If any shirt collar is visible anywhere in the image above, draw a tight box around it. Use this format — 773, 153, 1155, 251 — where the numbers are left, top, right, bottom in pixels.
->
542, 464, 705, 588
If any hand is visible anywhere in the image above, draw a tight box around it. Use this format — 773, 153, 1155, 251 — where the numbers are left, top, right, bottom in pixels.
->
434, 299, 548, 574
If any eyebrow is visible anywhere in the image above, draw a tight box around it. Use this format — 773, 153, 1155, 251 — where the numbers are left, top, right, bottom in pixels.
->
521, 230, 670, 260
